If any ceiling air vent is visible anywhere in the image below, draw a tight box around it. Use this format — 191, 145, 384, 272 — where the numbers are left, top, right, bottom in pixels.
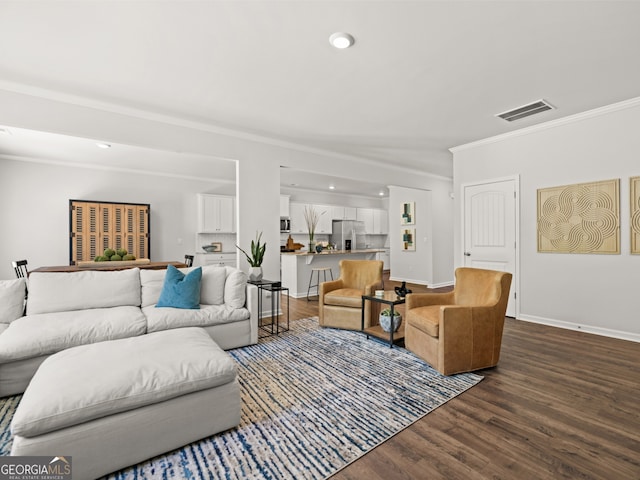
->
496, 99, 555, 122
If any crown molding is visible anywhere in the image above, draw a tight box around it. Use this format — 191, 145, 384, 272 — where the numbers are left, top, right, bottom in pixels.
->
0, 81, 449, 181
0, 154, 230, 184
450, 95, 640, 153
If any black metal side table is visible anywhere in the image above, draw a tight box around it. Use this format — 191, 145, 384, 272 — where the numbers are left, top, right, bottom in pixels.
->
361, 291, 406, 348
248, 279, 290, 338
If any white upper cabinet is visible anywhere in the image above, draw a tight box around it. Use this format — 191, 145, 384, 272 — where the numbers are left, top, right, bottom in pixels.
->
357, 207, 388, 234
197, 194, 235, 233
314, 204, 332, 234
373, 208, 389, 234
280, 195, 290, 217
357, 208, 375, 233
289, 203, 307, 234
331, 206, 357, 220
290, 203, 331, 235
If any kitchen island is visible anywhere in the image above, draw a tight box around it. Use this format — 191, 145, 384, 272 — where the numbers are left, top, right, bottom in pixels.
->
281, 249, 383, 298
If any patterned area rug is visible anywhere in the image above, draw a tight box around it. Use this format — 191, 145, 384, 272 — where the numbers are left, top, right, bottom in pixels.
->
0, 317, 482, 479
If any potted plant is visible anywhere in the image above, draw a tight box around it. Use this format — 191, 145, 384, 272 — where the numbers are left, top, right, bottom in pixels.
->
236, 231, 266, 281
303, 205, 325, 252
379, 308, 402, 333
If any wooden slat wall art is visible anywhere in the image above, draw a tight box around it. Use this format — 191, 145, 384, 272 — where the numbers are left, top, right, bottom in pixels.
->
70, 200, 150, 264
631, 176, 640, 254
537, 179, 620, 254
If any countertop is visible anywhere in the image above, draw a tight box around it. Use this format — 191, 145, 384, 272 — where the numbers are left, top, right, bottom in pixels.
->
281, 249, 384, 256
196, 251, 237, 255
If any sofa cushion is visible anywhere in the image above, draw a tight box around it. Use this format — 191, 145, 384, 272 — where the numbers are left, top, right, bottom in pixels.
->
0, 323, 8, 335
143, 304, 250, 333
27, 268, 141, 315
407, 305, 442, 338
0, 278, 26, 323
324, 288, 364, 308
224, 268, 247, 309
156, 265, 202, 309
11, 328, 237, 437
200, 266, 227, 305
0, 306, 147, 363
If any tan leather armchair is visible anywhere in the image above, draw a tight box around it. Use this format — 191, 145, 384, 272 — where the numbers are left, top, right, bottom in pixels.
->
319, 259, 383, 330
405, 267, 512, 375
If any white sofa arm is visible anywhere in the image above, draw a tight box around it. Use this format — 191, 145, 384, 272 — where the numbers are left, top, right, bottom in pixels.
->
246, 283, 259, 345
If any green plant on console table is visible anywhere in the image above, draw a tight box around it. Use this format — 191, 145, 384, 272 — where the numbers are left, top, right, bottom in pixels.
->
380, 308, 401, 317
236, 231, 266, 267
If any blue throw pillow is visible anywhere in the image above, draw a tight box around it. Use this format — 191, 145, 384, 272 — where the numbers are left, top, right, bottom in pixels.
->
156, 265, 202, 309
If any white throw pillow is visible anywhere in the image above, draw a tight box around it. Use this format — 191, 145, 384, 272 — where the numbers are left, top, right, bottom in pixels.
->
0, 278, 26, 323
224, 268, 247, 309
200, 266, 227, 305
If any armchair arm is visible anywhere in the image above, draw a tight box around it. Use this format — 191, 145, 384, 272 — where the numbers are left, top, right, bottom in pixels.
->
319, 279, 344, 303
363, 280, 383, 296
406, 291, 455, 310
437, 304, 504, 375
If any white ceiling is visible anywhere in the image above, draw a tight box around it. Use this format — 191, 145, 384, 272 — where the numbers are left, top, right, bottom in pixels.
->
1, 1, 640, 196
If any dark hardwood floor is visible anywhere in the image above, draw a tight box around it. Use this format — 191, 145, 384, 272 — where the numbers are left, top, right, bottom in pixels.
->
282, 274, 640, 480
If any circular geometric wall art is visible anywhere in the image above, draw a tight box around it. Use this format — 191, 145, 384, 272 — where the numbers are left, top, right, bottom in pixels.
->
537, 179, 620, 254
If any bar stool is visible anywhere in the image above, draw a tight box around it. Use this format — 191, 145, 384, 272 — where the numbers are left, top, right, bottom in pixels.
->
307, 267, 333, 301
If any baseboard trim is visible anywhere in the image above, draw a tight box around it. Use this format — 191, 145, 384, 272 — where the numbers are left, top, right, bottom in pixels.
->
389, 276, 429, 286
518, 314, 640, 343
428, 281, 454, 289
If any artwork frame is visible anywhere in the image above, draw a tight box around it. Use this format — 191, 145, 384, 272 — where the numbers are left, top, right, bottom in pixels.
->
211, 242, 223, 252
401, 228, 415, 251
537, 178, 620, 254
631, 176, 640, 254
401, 202, 415, 225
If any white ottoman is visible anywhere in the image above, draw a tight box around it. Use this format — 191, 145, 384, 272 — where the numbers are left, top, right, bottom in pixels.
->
10, 327, 240, 479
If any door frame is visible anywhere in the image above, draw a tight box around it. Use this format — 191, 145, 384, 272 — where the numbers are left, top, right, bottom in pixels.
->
460, 175, 520, 318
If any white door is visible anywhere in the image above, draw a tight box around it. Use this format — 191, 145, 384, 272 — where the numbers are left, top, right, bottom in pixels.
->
463, 178, 518, 317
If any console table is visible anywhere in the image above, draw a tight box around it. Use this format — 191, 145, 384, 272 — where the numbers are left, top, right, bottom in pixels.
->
248, 279, 290, 337
30, 261, 187, 274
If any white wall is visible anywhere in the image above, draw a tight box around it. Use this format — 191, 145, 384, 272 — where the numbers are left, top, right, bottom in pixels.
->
389, 186, 433, 285
452, 98, 640, 341
0, 158, 211, 278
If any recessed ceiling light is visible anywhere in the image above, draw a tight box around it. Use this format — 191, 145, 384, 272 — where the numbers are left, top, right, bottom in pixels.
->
96, 142, 111, 149
329, 184, 335, 190
379, 191, 385, 196
329, 32, 355, 49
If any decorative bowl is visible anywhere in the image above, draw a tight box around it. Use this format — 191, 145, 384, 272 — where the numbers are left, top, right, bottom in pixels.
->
379, 313, 402, 333
202, 245, 216, 253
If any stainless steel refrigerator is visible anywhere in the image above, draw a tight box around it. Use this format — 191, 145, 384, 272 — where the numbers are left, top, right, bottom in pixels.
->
331, 220, 366, 250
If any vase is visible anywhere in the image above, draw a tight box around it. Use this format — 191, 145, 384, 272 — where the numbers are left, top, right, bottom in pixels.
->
379, 313, 402, 333
308, 241, 316, 253
249, 266, 263, 281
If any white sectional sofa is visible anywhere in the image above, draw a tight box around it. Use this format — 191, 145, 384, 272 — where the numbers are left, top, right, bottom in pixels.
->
0, 265, 258, 397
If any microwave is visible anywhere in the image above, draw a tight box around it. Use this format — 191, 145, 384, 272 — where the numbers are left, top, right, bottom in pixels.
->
280, 218, 290, 232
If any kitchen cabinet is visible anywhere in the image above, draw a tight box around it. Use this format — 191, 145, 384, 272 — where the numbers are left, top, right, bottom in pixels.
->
289, 203, 307, 234
197, 194, 235, 233
290, 203, 331, 234
196, 253, 237, 268
377, 249, 390, 270
357, 208, 388, 234
69, 200, 150, 264
331, 206, 357, 220
280, 195, 290, 218
357, 208, 375, 233
373, 208, 389, 234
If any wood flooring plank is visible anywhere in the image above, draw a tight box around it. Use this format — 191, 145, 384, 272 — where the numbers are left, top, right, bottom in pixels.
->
285, 276, 640, 480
